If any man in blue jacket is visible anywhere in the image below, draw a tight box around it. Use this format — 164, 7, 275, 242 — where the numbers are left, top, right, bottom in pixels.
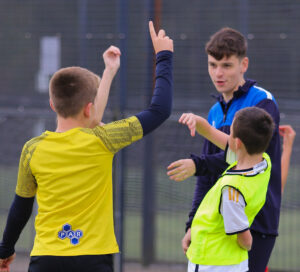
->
167, 27, 281, 272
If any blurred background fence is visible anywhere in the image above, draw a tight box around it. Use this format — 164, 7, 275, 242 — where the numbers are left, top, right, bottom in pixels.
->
0, 1, 299, 271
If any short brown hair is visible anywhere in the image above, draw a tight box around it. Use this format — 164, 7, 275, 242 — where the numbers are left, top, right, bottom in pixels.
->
233, 107, 274, 155
205, 27, 247, 60
49, 67, 100, 118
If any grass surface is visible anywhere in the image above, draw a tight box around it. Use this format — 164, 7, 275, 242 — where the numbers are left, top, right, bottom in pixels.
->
1, 165, 300, 271
123, 209, 300, 270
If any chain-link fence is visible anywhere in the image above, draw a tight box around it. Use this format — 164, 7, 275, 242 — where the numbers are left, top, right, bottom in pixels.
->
0, 1, 300, 271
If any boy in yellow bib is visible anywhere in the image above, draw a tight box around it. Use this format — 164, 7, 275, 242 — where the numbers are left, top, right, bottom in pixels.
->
169, 107, 274, 272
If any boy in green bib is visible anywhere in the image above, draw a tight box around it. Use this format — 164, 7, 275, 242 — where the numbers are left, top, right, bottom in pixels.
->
172, 107, 274, 272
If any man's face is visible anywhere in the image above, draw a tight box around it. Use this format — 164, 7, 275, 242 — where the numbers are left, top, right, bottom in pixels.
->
208, 55, 248, 97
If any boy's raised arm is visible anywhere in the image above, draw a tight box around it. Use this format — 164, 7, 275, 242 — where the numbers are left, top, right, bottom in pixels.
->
94, 46, 121, 124
134, 21, 173, 136
92, 21, 173, 154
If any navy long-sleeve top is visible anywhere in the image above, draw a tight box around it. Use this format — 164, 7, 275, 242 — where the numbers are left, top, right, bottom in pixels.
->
188, 79, 282, 236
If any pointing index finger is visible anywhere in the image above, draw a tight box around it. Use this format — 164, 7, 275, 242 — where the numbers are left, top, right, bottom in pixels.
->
149, 21, 157, 41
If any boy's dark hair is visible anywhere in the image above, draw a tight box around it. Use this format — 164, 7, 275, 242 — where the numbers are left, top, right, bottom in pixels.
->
233, 107, 274, 155
49, 67, 100, 118
205, 27, 247, 60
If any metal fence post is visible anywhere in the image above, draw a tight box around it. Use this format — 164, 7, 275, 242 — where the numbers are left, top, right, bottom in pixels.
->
238, 0, 249, 36
142, 0, 161, 266
78, 0, 87, 67
115, 1, 128, 272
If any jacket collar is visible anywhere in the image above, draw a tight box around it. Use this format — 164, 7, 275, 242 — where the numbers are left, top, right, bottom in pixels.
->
211, 79, 257, 103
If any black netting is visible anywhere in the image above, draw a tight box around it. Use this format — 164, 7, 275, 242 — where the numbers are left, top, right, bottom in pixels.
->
0, 1, 300, 271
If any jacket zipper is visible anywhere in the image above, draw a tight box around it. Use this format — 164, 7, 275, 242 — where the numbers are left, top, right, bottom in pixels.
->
222, 99, 233, 123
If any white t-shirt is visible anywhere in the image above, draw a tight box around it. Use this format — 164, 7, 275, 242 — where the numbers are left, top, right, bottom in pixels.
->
220, 186, 249, 234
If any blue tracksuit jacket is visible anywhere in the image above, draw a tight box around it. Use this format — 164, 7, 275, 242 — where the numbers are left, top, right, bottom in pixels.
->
188, 79, 281, 235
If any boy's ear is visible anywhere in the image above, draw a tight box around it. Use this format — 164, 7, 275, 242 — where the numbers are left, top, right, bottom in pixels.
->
83, 102, 93, 118
241, 57, 249, 73
235, 137, 243, 150
49, 99, 56, 113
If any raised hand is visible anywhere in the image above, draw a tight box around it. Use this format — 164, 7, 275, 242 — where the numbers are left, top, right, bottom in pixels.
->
279, 125, 296, 151
279, 125, 296, 193
92, 46, 121, 126
149, 21, 173, 54
103, 45, 121, 77
167, 159, 196, 182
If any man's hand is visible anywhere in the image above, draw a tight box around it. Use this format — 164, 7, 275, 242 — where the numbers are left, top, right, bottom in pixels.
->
103, 46, 121, 77
279, 125, 296, 193
167, 159, 196, 182
179, 113, 199, 137
0, 253, 16, 272
279, 125, 296, 152
182, 228, 191, 254
149, 21, 173, 54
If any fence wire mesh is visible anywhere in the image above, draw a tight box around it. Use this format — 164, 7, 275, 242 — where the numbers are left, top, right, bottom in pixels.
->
0, 1, 300, 271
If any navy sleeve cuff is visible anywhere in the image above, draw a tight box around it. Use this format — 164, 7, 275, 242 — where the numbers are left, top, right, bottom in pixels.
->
0, 194, 34, 259
190, 154, 203, 176
190, 151, 228, 177
226, 228, 249, 235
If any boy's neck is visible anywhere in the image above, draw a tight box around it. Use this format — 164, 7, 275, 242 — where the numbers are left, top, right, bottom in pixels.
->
235, 151, 264, 170
55, 116, 87, 133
